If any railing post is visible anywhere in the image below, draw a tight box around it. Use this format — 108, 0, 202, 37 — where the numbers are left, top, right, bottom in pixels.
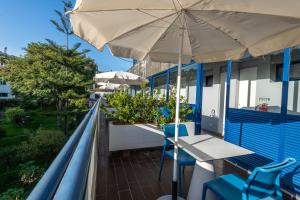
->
150, 76, 154, 96
278, 48, 291, 162
195, 63, 204, 135
281, 48, 291, 115
224, 60, 232, 137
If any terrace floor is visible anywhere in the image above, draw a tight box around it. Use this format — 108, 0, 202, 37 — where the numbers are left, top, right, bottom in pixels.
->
95, 113, 294, 200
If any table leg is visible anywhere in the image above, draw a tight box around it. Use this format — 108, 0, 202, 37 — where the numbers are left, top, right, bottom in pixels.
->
187, 160, 218, 200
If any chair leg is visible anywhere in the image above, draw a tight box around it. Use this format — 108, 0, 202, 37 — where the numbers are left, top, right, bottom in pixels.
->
202, 184, 208, 200
158, 145, 166, 181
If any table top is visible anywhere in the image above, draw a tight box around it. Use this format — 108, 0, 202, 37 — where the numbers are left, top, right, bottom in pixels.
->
168, 135, 253, 162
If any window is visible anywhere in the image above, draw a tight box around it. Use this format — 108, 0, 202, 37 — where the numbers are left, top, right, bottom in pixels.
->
0, 93, 8, 97
229, 61, 282, 113
205, 75, 213, 87
287, 61, 300, 115
169, 65, 197, 104
153, 74, 167, 98
0, 79, 6, 85
276, 61, 300, 82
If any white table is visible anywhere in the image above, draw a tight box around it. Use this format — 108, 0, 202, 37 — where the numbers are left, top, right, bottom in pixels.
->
168, 135, 253, 200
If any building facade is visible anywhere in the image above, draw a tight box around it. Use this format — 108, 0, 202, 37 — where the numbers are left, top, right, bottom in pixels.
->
136, 50, 300, 136
0, 78, 14, 99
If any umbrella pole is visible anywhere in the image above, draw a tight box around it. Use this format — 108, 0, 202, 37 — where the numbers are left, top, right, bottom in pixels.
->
172, 27, 184, 200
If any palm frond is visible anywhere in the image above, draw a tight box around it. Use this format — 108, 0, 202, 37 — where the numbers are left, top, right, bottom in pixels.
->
61, 17, 69, 32
50, 20, 66, 33
81, 49, 91, 54
54, 10, 64, 18
71, 43, 82, 51
45, 39, 58, 48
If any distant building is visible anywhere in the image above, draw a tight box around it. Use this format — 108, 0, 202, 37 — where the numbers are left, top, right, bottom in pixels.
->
0, 77, 15, 100
0, 48, 15, 100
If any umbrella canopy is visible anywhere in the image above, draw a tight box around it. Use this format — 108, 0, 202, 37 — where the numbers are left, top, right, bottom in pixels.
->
94, 71, 148, 85
70, 0, 300, 64
98, 82, 129, 91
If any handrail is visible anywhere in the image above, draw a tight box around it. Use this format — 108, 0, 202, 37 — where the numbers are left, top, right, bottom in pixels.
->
27, 100, 100, 200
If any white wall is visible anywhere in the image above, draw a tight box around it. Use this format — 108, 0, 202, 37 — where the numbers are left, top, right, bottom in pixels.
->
0, 83, 15, 99
201, 66, 223, 134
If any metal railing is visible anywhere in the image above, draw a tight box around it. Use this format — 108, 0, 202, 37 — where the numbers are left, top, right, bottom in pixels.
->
27, 100, 100, 200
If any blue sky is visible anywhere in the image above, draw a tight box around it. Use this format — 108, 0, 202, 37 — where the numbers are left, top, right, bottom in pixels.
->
0, 0, 133, 71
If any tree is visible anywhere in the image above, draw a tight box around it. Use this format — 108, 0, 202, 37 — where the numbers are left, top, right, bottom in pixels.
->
0, 42, 96, 134
50, 1, 73, 50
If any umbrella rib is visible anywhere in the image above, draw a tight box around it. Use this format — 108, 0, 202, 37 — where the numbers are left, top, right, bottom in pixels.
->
137, 9, 174, 25
186, 0, 300, 20
248, 24, 300, 50
71, 8, 176, 13
188, 9, 300, 20
182, 13, 193, 58
186, 11, 247, 49
141, 13, 182, 60
105, 12, 178, 46
171, 0, 184, 26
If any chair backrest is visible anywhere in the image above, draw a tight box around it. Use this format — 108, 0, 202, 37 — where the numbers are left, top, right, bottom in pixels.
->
163, 123, 189, 138
243, 157, 296, 199
158, 106, 171, 119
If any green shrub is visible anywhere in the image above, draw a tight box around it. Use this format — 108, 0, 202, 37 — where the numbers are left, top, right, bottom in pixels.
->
0, 170, 20, 194
18, 161, 44, 185
0, 127, 6, 138
17, 130, 66, 164
0, 145, 19, 171
103, 87, 192, 126
0, 99, 20, 110
5, 107, 25, 126
0, 187, 24, 200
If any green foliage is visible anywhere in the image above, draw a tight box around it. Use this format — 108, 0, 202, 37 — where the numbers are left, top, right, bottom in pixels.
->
103, 88, 192, 126
0, 42, 96, 134
17, 130, 66, 164
18, 161, 44, 185
0, 99, 20, 110
0, 188, 24, 200
0, 127, 6, 138
0, 43, 95, 109
5, 107, 25, 126
103, 91, 158, 124
164, 88, 193, 122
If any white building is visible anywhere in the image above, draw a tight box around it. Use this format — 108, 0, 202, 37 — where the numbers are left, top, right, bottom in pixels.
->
0, 78, 15, 99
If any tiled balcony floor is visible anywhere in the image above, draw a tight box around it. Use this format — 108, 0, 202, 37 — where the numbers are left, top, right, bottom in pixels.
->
96, 113, 294, 200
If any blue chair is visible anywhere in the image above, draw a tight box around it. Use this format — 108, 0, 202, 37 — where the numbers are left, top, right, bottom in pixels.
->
159, 123, 196, 195
202, 157, 296, 200
158, 106, 171, 119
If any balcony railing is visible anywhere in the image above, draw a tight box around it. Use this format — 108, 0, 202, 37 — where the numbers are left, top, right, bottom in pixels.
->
27, 100, 100, 200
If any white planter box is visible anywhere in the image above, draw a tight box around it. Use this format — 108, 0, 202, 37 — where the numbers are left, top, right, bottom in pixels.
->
108, 121, 196, 151
109, 122, 164, 151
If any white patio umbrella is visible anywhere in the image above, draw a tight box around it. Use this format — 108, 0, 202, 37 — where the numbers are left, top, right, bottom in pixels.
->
94, 71, 148, 85
96, 82, 128, 90
99, 83, 129, 91
69, 1, 300, 199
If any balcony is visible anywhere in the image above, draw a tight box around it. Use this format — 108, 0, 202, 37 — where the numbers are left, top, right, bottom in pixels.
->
27, 100, 295, 200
